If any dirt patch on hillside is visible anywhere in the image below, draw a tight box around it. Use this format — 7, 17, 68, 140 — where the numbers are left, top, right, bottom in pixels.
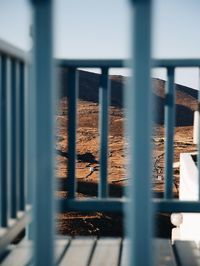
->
56, 99, 197, 238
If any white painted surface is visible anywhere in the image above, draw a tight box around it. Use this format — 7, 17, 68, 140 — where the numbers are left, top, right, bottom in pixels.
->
193, 111, 199, 144
179, 152, 200, 244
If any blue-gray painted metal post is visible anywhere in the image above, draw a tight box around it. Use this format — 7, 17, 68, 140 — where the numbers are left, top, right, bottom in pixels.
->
10, 59, 18, 218
198, 68, 200, 200
6, 59, 12, 221
25, 61, 34, 240
31, 0, 55, 265
26, 60, 35, 240
126, 0, 153, 265
67, 68, 77, 199
18, 62, 25, 211
23, 65, 28, 196
99, 68, 109, 198
0, 55, 8, 227
164, 67, 175, 199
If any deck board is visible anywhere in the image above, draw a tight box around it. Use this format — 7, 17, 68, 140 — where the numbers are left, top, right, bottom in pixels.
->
1, 241, 32, 266
174, 240, 200, 266
89, 238, 122, 266
120, 239, 130, 266
59, 238, 96, 266
1, 237, 199, 266
55, 239, 70, 264
154, 238, 177, 266
1, 239, 69, 266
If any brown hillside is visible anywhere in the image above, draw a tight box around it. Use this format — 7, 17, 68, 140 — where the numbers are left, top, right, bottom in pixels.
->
58, 69, 198, 126
56, 70, 197, 237
56, 69, 197, 184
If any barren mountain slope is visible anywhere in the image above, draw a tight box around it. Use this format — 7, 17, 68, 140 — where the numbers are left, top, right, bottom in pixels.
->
56, 70, 197, 237
56, 70, 197, 185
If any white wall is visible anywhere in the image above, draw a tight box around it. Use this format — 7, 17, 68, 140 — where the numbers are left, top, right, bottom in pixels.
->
179, 152, 200, 244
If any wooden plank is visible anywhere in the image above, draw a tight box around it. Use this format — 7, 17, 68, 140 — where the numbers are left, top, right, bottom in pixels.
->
90, 238, 121, 266
1, 239, 69, 266
1, 240, 32, 266
174, 240, 200, 266
55, 239, 70, 264
0, 206, 31, 255
120, 239, 129, 266
59, 237, 96, 266
153, 239, 177, 266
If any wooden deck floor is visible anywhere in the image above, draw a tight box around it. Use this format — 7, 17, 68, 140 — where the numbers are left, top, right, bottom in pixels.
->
1, 237, 200, 266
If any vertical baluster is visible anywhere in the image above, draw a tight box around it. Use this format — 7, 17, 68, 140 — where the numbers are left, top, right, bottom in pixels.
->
198, 68, 200, 200
67, 68, 77, 199
126, 0, 153, 265
31, 0, 54, 265
10, 59, 18, 218
23, 64, 28, 209
0, 56, 1, 224
0, 55, 8, 227
164, 67, 175, 199
6, 58, 12, 221
99, 67, 109, 198
27, 60, 35, 240
18, 62, 25, 211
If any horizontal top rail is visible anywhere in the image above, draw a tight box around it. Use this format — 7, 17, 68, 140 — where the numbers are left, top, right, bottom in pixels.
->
0, 38, 29, 63
0, 38, 199, 68
57, 58, 200, 68
57, 59, 124, 68
153, 58, 200, 68
58, 198, 200, 213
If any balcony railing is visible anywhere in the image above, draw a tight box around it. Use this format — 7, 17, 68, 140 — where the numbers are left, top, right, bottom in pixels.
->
56, 57, 200, 212
0, 38, 30, 255
1, 0, 200, 265
57, 59, 125, 212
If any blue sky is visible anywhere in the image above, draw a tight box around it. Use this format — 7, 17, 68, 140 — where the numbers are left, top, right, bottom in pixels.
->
1, 0, 200, 88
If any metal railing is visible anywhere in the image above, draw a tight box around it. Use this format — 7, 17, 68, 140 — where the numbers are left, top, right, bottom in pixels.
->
0, 38, 30, 256
153, 59, 200, 213
57, 59, 125, 212
57, 58, 184, 207
1, 0, 200, 266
